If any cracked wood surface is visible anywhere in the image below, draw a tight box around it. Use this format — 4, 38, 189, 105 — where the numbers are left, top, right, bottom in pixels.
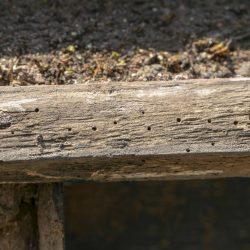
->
0, 184, 65, 250
0, 78, 249, 182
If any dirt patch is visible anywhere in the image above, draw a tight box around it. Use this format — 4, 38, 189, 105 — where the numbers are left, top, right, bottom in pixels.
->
0, 0, 250, 85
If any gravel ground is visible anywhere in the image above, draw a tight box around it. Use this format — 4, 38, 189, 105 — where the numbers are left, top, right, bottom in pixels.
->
0, 0, 250, 85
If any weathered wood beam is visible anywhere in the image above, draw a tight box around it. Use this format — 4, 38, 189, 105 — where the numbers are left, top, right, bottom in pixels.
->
0, 78, 249, 182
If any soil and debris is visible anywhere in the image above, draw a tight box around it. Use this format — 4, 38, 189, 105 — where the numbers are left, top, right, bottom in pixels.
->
0, 0, 250, 85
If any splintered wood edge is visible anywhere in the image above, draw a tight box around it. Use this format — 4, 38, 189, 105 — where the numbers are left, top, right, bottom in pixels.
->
0, 78, 249, 182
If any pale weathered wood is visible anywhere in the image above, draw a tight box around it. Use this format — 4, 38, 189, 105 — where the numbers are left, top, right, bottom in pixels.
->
38, 184, 64, 250
0, 78, 249, 182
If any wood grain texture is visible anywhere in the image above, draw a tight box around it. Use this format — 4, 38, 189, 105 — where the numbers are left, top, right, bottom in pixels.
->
0, 78, 249, 182
38, 184, 64, 250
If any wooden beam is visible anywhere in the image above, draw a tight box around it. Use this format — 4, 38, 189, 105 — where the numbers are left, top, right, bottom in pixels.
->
0, 78, 249, 182
38, 184, 64, 250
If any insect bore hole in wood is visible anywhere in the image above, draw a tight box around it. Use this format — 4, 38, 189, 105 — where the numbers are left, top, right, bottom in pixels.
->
186, 148, 190, 153
177, 118, 181, 122
208, 119, 212, 123
234, 121, 238, 125
147, 126, 151, 131
211, 142, 215, 146
11, 131, 14, 135
114, 121, 117, 125
68, 128, 72, 132
34, 108, 39, 112
92, 126, 97, 131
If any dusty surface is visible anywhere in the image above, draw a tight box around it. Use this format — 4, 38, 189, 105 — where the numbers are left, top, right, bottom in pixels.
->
0, 0, 250, 85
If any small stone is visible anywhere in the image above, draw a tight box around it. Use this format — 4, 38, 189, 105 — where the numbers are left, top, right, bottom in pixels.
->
235, 62, 250, 77
70, 31, 78, 37
86, 43, 92, 49
173, 74, 189, 80
66, 45, 76, 53
136, 64, 164, 80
